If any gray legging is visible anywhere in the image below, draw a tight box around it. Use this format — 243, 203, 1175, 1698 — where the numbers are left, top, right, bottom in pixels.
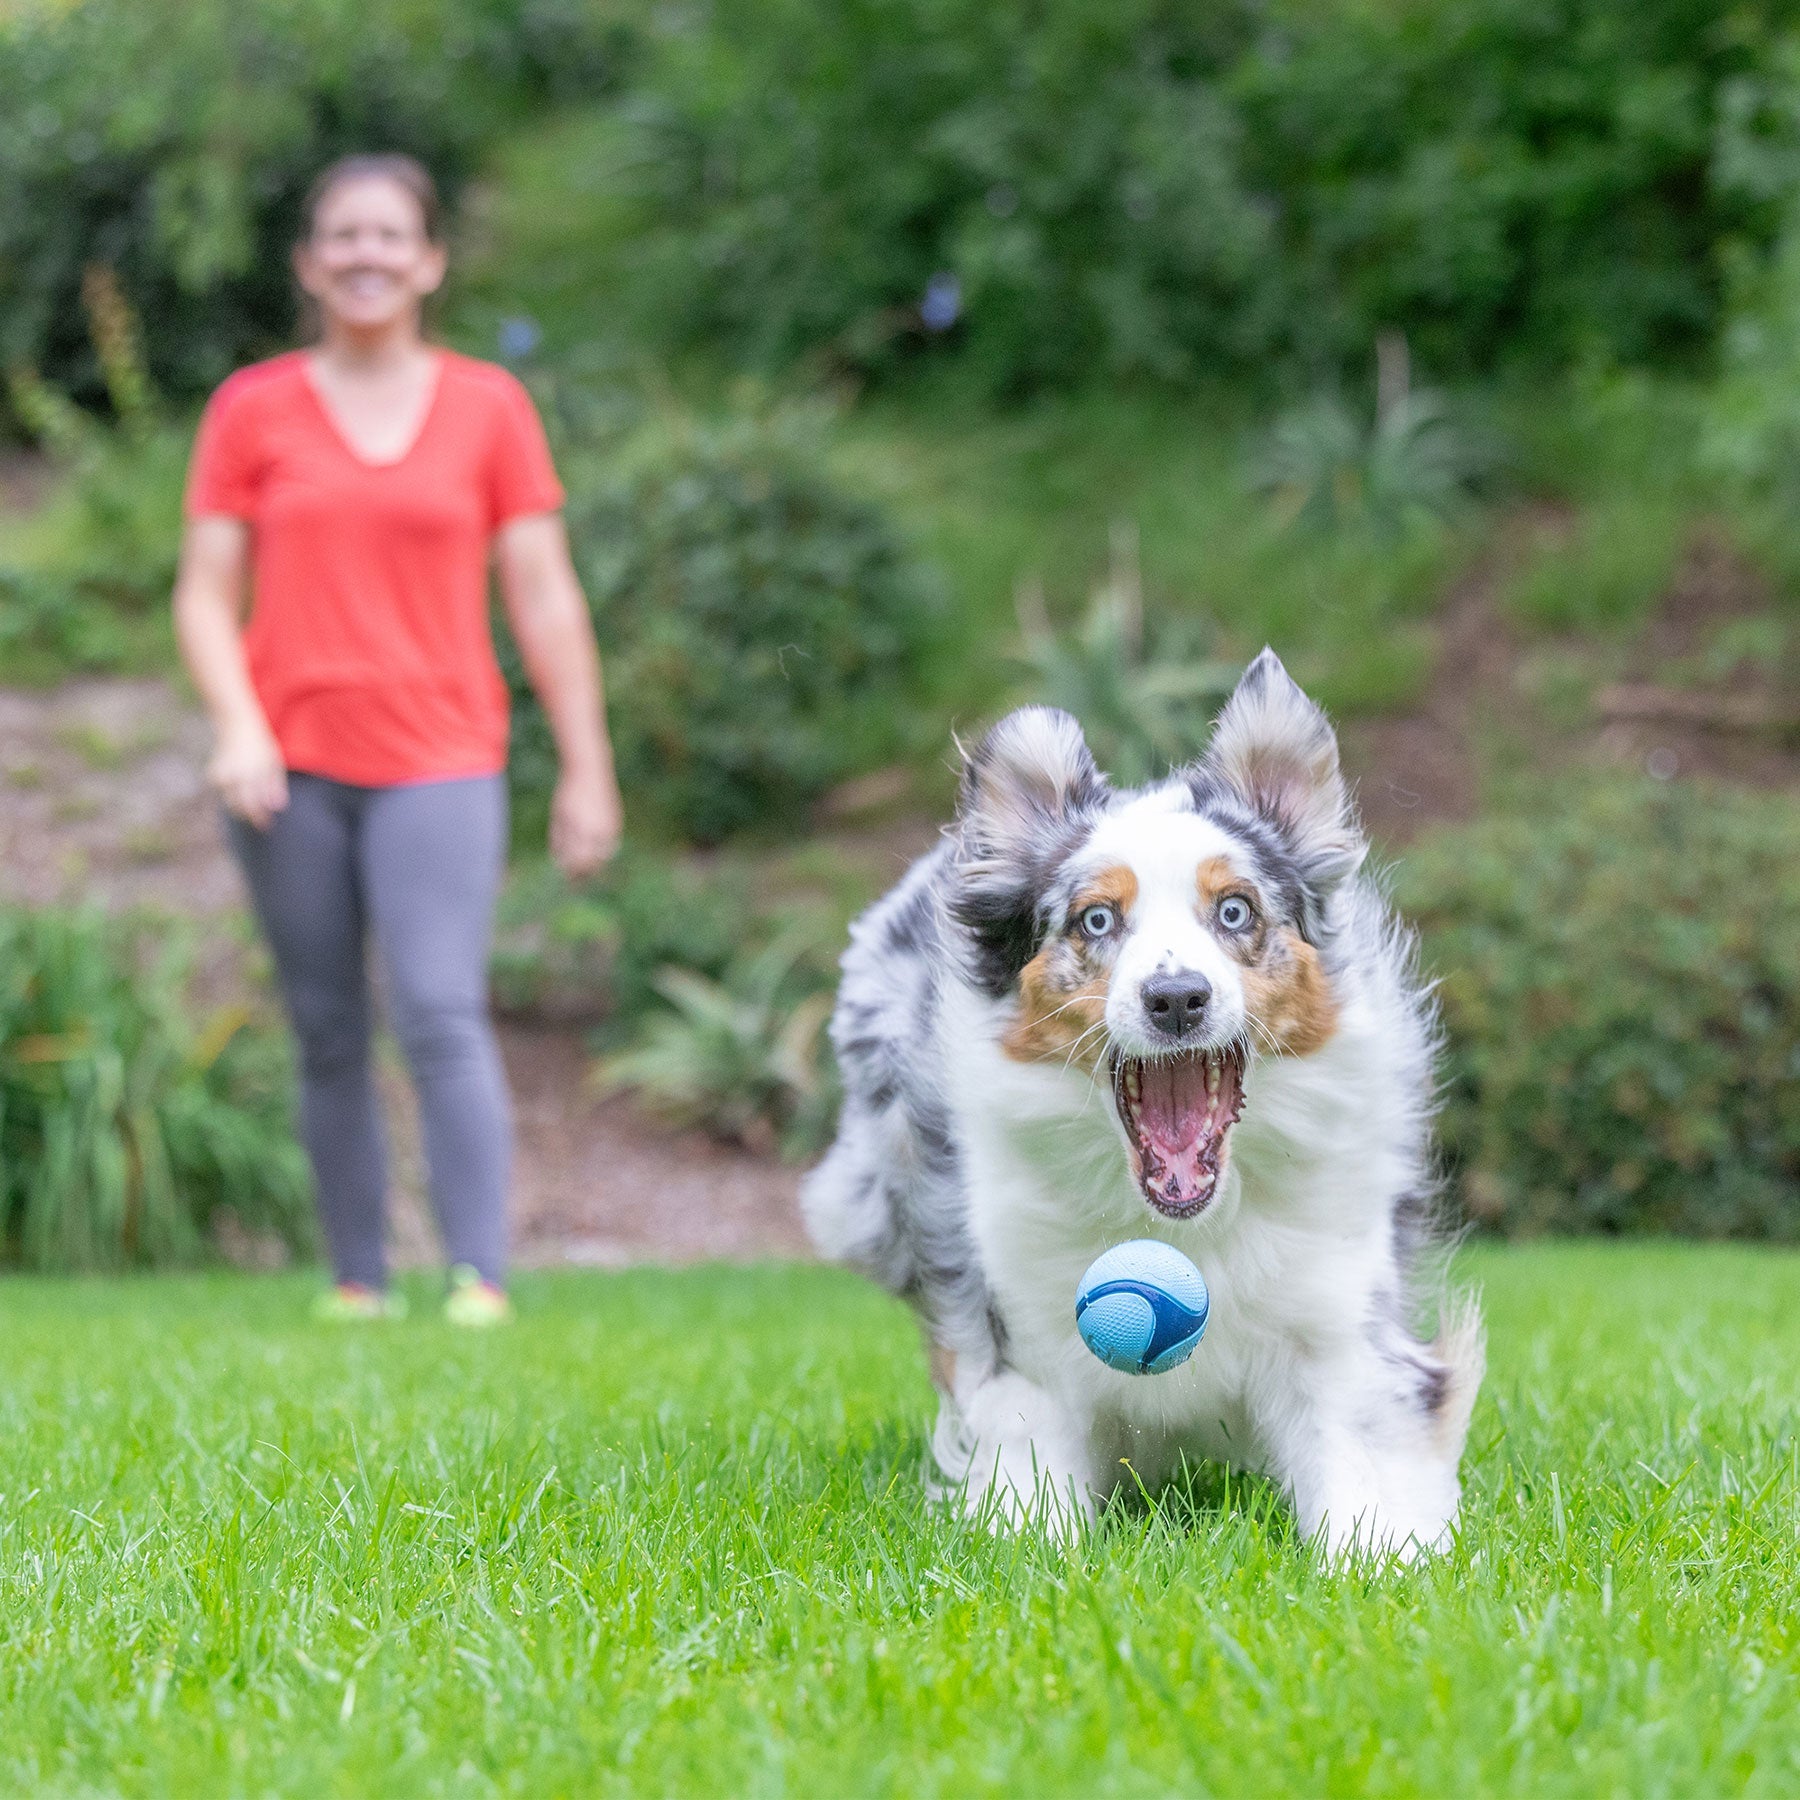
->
230, 773, 511, 1289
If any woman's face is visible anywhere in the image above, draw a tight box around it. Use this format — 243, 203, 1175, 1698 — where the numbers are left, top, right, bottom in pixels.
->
293, 175, 447, 337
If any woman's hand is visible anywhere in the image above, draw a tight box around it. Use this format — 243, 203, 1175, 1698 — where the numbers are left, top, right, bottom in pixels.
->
550, 765, 623, 878
495, 512, 625, 881
174, 516, 289, 829
208, 716, 289, 830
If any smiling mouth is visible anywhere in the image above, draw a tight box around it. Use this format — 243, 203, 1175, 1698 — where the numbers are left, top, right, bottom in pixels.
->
1111, 1046, 1245, 1218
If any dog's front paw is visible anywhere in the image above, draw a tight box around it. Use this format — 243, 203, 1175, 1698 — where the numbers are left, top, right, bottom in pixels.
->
929, 1370, 1096, 1541
963, 1467, 1094, 1542
1316, 1501, 1455, 1566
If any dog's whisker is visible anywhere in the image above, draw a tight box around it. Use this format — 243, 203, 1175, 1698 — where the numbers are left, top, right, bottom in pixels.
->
1055, 1020, 1110, 1077
1035, 994, 1104, 1028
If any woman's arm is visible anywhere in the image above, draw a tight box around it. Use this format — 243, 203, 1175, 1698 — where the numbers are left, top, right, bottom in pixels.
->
172, 516, 289, 829
495, 511, 623, 877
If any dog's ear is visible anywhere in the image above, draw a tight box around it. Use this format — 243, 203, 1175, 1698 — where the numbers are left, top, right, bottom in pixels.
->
952, 707, 1107, 994
1199, 648, 1364, 917
956, 706, 1105, 852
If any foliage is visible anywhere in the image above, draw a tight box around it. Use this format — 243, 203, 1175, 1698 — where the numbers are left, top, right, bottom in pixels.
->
15, 0, 1800, 406
1012, 523, 1237, 788
6, 1250, 1800, 1790
1250, 340, 1489, 539
503, 391, 943, 843
490, 847, 741, 1033
609, 0, 1274, 396
0, 0, 635, 412
1403, 782, 1800, 1239
597, 934, 837, 1158
593, 0, 1800, 395
1492, 368, 1707, 636
821, 382, 1465, 727
1501, 498, 1688, 635
0, 566, 170, 685
492, 847, 842, 1158
1702, 195, 1800, 501
0, 906, 312, 1273
4, 267, 188, 664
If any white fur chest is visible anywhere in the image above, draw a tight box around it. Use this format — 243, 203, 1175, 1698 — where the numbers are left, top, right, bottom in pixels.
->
938, 981, 1417, 1481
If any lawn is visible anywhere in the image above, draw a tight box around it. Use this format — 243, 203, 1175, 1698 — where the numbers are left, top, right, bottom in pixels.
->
3, 1245, 1798, 1798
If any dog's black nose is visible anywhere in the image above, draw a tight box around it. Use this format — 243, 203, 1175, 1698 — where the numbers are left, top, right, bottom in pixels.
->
1143, 971, 1212, 1038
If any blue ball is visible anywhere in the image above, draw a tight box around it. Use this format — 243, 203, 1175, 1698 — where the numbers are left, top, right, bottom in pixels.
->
1075, 1240, 1210, 1376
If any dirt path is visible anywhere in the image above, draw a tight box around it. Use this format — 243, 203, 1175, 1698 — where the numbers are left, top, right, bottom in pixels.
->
1336, 517, 1800, 842
0, 677, 807, 1269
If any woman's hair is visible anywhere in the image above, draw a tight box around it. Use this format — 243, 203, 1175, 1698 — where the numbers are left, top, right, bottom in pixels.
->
299, 153, 442, 245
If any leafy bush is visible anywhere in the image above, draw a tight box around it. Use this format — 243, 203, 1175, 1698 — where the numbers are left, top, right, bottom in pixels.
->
503, 393, 942, 843
1229, 0, 1791, 377
597, 0, 1797, 394
14, 0, 1800, 407
490, 848, 742, 1034
4, 267, 187, 674
1703, 191, 1800, 501
597, 935, 837, 1159
0, 907, 313, 1272
1402, 783, 1800, 1239
0, 567, 171, 686
1250, 340, 1488, 539
610, 0, 1276, 395
1013, 524, 1237, 788
0, 0, 633, 412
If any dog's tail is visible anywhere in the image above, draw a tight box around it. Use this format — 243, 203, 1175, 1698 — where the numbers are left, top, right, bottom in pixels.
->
1431, 1291, 1486, 1461
799, 1131, 895, 1272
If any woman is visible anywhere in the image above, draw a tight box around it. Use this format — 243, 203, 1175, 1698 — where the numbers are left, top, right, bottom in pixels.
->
174, 154, 622, 1325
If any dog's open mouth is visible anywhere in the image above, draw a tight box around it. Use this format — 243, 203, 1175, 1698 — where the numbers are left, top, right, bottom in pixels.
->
1111, 1046, 1245, 1218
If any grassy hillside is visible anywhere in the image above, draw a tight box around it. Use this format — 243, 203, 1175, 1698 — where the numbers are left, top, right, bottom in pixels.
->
448, 105, 1798, 754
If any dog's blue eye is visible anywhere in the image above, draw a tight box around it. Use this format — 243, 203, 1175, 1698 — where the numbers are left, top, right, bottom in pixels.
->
1217, 896, 1254, 932
1078, 905, 1116, 939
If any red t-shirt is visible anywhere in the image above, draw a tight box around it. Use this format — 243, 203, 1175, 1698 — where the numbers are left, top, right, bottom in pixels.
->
184, 349, 564, 787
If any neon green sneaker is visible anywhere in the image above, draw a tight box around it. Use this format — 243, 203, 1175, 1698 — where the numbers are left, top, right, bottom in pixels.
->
312, 1283, 408, 1323
445, 1265, 512, 1328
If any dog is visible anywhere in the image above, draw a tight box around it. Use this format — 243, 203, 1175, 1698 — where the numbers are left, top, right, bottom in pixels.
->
801, 649, 1482, 1557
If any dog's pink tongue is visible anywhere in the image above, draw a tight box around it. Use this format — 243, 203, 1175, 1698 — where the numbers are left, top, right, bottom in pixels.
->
1137, 1057, 1213, 1189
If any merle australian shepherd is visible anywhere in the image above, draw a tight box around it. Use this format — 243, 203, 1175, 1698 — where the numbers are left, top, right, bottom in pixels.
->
803, 650, 1482, 1558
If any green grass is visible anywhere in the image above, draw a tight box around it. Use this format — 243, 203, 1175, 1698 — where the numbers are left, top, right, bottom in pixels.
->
1500, 492, 1689, 638
827, 380, 1460, 721
4, 1246, 1799, 1797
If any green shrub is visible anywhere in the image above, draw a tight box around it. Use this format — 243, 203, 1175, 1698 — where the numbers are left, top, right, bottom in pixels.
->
1013, 524, 1237, 788
597, 935, 838, 1159
0, 907, 313, 1272
1250, 342, 1489, 539
610, 0, 1275, 395
0, 567, 171, 686
4, 267, 187, 670
0, 0, 633, 411
1703, 190, 1800, 501
1228, 0, 1788, 377
595, 0, 1794, 394
503, 393, 943, 843
1401, 783, 1800, 1239
490, 848, 742, 1035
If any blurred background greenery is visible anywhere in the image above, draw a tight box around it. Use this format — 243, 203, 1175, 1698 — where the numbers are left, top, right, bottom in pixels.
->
1, 0, 1796, 1269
